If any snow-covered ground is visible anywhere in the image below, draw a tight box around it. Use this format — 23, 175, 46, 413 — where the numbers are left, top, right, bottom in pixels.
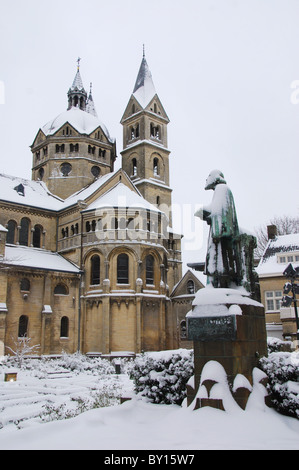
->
0, 358, 298, 450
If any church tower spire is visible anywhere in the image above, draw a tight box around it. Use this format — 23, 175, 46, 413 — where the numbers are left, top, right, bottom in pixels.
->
67, 58, 87, 111
120, 51, 173, 225
86, 82, 98, 117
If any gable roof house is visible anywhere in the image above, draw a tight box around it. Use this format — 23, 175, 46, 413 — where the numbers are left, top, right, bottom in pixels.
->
256, 226, 299, 341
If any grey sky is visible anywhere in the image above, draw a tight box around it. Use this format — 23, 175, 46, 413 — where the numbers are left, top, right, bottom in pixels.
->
0, 0, 299, 271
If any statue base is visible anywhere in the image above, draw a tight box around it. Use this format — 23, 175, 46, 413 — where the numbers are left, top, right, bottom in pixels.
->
186, 287, 268, 410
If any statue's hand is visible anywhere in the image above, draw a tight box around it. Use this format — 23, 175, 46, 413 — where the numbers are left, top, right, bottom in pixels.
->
195, 208, 211, 222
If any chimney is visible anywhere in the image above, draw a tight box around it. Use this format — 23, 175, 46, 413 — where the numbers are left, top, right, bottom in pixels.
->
267, 225, 277, 240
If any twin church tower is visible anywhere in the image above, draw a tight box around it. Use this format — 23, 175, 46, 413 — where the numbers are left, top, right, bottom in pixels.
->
0, 53, 202, 356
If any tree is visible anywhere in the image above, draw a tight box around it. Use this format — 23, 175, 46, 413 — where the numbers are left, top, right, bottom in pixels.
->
6, 336, 40, 367
255, 215, 299, 259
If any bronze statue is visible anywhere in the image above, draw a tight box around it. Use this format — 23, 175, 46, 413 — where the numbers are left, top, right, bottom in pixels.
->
195, 170, 259, 299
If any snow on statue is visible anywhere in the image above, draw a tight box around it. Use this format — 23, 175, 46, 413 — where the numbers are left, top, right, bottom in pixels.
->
195, 170, 259, 299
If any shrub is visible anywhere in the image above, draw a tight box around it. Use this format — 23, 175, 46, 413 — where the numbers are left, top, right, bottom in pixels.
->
260, 351, 299, 419
130, 349, 193, 405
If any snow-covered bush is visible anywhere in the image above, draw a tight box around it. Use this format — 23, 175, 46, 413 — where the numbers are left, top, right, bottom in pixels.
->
3, 352, 115, 377
41, 382, 122, 422
267, 336, 293, 353
130, 349, 193, 405
260, 350, 299, 419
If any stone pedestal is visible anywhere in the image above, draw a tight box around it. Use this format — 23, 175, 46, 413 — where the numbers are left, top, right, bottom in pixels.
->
186, 287, 268, 410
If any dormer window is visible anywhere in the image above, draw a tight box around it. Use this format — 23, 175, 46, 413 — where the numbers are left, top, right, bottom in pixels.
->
14, 184, 25, 196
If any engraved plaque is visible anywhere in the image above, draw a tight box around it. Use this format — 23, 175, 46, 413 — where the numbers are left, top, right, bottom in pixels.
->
187, 315, 237, 341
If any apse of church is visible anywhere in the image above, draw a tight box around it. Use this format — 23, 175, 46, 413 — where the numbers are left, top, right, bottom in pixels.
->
0, 54, 200, 357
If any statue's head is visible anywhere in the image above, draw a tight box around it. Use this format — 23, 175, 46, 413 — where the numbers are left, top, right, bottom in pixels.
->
205, 169, 226, 190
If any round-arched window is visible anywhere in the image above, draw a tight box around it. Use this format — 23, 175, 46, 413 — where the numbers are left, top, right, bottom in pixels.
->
54, 283, 68, 295
60, 162, 72, 177
91, 166, 101, 178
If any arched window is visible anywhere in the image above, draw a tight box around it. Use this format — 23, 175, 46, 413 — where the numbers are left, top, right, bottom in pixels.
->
20, 278, 30, 292
187, 280, 195, 294
180, 320, 187, 339
112, 217, 118, 230
117, 253, 129, 284
19, 218, 30, 246
18, 315, 28, 337
153, 158, 159, 176
146, 255, 154, 285
90, 254, 100, 285
6, 220, 17, 244
132, 158, 137, 176
54, 283, 68, 295
60, 316, 69, 338
33, 224, 43, 248
38, 167, 44, 180
91, 166, 100, 178
60, 162, 72, 177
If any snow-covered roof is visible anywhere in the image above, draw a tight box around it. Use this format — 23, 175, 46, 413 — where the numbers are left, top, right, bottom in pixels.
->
256, 233, 299, 277
0, 170, 163, 218
0, 173, 64, 211
4, 245, 80, 273
132, 56, 156, 108
70, 68, 85, 92
41, 107, 114, 143
83, 182, 162, 213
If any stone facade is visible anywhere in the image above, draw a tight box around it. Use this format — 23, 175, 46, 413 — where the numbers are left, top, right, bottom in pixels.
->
0, 56, 193, 357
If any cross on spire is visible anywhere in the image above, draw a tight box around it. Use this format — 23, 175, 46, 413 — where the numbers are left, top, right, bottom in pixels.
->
77, 57, 81, 71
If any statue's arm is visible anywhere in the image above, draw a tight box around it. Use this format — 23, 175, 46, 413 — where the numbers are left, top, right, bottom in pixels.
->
195, 207, 211, 223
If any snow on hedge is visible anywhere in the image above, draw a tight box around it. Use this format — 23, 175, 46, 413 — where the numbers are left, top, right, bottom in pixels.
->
129, 349, 194, 405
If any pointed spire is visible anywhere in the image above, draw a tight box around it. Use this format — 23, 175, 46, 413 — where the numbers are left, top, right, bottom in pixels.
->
71, 57, 85, 91
86, 82, 98, 117
132, 48, 156, 108
67, 58, 87, 110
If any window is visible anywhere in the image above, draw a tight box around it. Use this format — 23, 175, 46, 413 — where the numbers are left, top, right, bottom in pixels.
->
187, 280, 195, 294
180, 320, 187, 339
19, 218, 30, 246
33, 224, 43, 248
54, 283, 68, 295
117, 254, 129, 284
153, 158, 159, 176
265, 291, 282, 311
91, 255, 100, 285
91, 166, 100, 178
70, 143, 79, 152
55, 144, 65, 153
150, 123, 160, 139
18, 315, 28, 337
38, 167, 44, 180
146, 255, 154, 285
60, 317, 69, 338
20, 278, 30, 292
132, 158, 137, 176
60, 162, 72, 176
6, 220, 17, 244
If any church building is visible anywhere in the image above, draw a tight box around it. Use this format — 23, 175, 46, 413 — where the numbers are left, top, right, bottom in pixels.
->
0, 54, 203, 357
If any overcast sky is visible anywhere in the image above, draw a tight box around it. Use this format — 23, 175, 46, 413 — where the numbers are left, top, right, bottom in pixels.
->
0, 0, 299, 271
